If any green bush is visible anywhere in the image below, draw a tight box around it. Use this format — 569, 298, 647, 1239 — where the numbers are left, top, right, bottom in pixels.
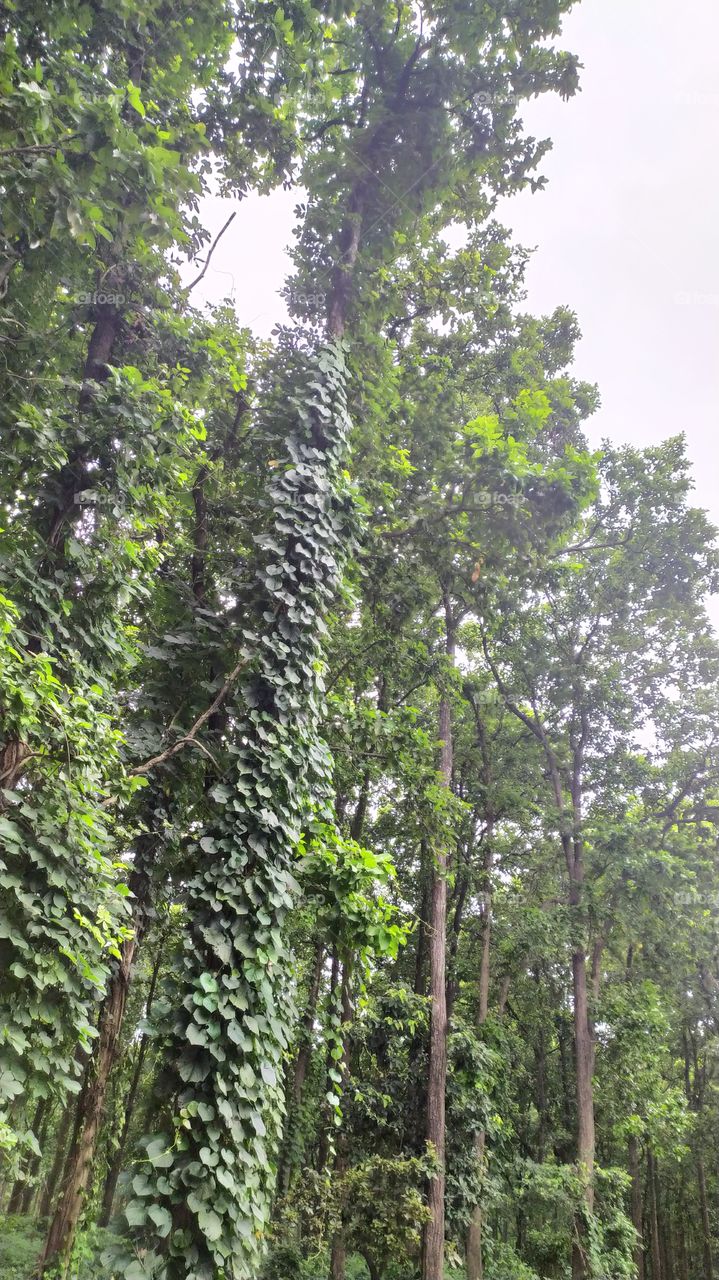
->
0, 1217, 43, 1280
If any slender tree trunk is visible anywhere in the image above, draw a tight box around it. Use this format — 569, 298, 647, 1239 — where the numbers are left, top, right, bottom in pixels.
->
572, 946, 595, 1199
647, 1150, 663, 1280
97, 1033, 146, 1228
423, 719, 449, 1280
414, 842, 430, 997
317, 953, 340, 1176
276, 939, 324, 1197
19, 1101, 53, 1216
98, 928, 166, 1226
697, 1153, 714, 1280
535, 1023, 548, 1162
40, 934, 137, 1274
678, 1193, 690, 1280
570, 858, 595, 1280
328, 965, 353, 1280
38, 1104, 73, 1221
7, 1097, 49, 1213
466, 841, 494, 1280
423, 593, 455, 1280
628, 1134, 645, 1280
658, 1179, 671, 1280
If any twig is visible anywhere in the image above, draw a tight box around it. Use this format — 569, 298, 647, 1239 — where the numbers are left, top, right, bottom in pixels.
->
185, 213, 237, 293
0, 136, 80, 158
128, 655, 248, 777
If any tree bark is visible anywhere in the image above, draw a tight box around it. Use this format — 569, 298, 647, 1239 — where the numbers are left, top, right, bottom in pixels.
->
38, 1104, 73, 1221
628, 1134, 645, 1280
697, 1153, 714, 1280
328, 965, 353, 1280
677, 1196, 690, 1280
466, 840, 494, 1280
647, 1149, 663, 1280
414, 842, 430, 997
18, 1100, 53, 1216
571, 941, 595, 1280
40, 935, 137, 1273
572, 944, 595, 1200
422, 593, 455, 1280
7, 1097, 49, 1213
98, 928, 166, 1226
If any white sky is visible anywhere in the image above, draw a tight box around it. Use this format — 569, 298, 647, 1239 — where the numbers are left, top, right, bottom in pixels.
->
187, 0, 719, 612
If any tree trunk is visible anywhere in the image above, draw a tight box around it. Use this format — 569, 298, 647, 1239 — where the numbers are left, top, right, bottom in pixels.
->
628, 1134, 645, 1280
570, 869, 595, 1280
571, 941, 595, 1280
466, 1129, 486, 1280
466, 842, 494, 1280
98, 928, 166, 1226
276, 939, 324, 1197
677, 1199, 690, 1280
414, 842, 430, 997
330, 1232, 347, 1280
38, 1104, 73, 1221
647, 1150, 663, 1280
697, 1153, 714, 1280
97, 1035, 145, 1227
328, 965, 353, 1280
7, 1097, 49, 1213
40, 934, 137, 1273
572, 948, 595, 1199
19, 1100, 53, 1216
423, 594, 454, 1280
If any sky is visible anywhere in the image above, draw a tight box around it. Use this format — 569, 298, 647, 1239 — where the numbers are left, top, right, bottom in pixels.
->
186, 0, 719, 558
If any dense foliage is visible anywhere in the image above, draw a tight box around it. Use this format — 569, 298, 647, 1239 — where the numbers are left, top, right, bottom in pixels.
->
1, 3, 718, 1280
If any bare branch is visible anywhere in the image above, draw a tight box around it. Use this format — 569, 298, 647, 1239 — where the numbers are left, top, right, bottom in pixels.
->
128, 655, 248, 777
185, 213, 237, 294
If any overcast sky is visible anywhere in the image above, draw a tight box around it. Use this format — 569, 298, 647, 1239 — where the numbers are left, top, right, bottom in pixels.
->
188, 0, 719, 587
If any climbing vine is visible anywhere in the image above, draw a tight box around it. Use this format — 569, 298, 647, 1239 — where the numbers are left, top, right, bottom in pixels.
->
110, 343, 359, 1278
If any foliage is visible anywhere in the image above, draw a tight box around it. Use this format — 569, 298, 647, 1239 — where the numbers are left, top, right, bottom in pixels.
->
2, 5, 719, 1280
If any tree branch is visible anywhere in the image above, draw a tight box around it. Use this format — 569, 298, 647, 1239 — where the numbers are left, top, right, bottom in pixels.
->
129, 655, 248, 777
185, 213, 237, 294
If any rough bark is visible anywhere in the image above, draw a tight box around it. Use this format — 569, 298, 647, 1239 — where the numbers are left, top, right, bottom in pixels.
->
422, 595, 455, 1280
7, 1097, 49, 1214
647, 1149, 663, 1280
677, 1197, 690, 1280
466, 841, 494, 1280
40, 934, 137, 1273
328, 966, 353, 1280
572, 944, 595, 1199
697, 1154, 714, 1280
414, 841, 430, 997
628, 1134, 645, 1280
38, 1104, 73, 1221
98, 928, 166, 1226
18, 1100, 53, 1216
